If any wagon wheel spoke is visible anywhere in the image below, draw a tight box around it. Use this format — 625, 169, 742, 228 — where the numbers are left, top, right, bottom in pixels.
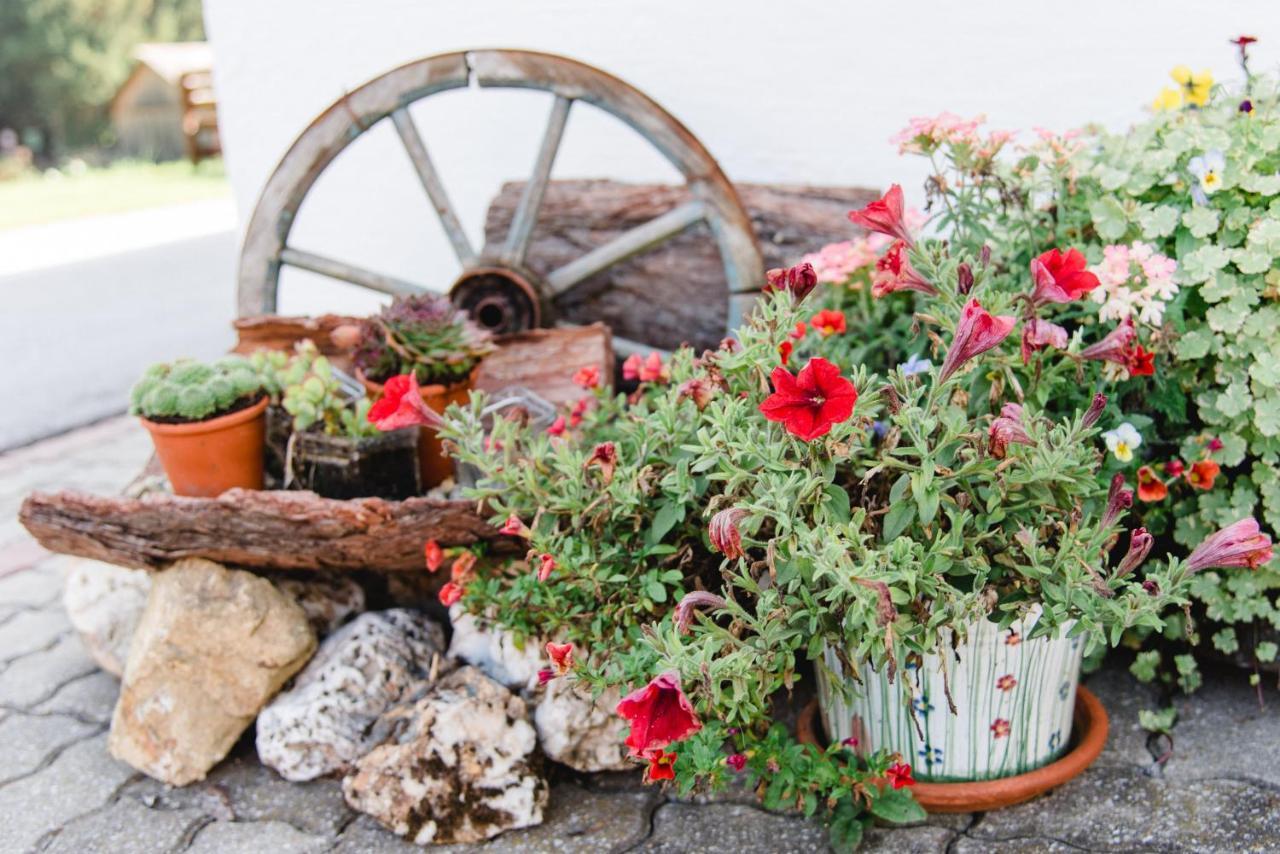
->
390, 107, 477, 265
503, 95, 572, 264
543, 200, 707, 298
279, 247, 427, 298
554, 321, 668, 360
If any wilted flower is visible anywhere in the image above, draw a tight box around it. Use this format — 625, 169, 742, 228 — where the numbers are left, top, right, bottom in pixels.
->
810, 309, 847, 337
938, 299, 1016, 382
1186, 459, 1220, 490
573, 364, 601, 389
586, 441, 618, 485
1082, 393, 1107, 428
764, 262, 819, 303
957, 262, 974, 294
1186, 518, 1273, 572
759, 357, 858, 441
848, 184, 915, 247
885, 762, 916, 788
1115, 527, 1154, 577
367, 374, 438, 430
1030, 248, 1100, 305
1080, 317, 1137, 366
546, 641, 574, 676
708, 508, 748, 560
1103, 422, 1142, 462
616, 670, 702, 755
989, 403, 1035, 457
872, 241, 938, 297
1136, 466, 1167, 502
678, 377, 715, 410
674, 590, 728, 634
1102, 473, 1133, 528
536, 553, 557, 582
500, 514, 530, 537
423, 539, 444, 572
1020, 318, 1068, 364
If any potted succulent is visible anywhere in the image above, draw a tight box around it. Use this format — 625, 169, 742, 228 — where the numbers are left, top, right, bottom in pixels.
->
348, 293, 493, 488
129, 356, 269, 497
280, 343, 420, 500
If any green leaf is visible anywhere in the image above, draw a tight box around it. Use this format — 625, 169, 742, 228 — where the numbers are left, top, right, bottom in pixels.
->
823, 484, 852, 525
882, 501, 915, 543
1182, 206, 1220, 239
1138, 204, 1180, 239
645, 580, 667, 603
869, 787, 926, 824
646, 501, 685, 546
1089, 196, 1129, 241
828, 799, 865, 853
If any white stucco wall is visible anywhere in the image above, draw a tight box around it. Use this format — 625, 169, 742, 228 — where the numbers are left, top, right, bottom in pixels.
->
204, 1, 1276, 316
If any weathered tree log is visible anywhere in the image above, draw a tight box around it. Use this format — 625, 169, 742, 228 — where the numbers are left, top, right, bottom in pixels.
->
19, 489, 510, 573
484, 180, 878, 352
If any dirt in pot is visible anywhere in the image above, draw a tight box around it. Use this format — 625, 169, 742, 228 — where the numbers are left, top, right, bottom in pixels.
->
287, 428, 421, 500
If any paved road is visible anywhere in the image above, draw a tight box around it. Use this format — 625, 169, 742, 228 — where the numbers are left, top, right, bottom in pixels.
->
0, 201, 237, 450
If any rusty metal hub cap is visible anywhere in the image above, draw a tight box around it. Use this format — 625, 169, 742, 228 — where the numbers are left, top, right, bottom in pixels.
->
450, 265, 542, 335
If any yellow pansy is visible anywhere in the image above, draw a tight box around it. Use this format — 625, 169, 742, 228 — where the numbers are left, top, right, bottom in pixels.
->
1170, 66, 1214, 107
1152, 87, 1183, 111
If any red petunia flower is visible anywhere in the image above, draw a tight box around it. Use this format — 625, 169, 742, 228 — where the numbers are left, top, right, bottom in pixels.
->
367, 374, 438, 430
423, 539, 444, 573
621, 353, 643, 382
848, 185, 915, 247
725, 753, 747, 772
759, 357, 858, 441
1186, 517, 1274, 572
573, 365, 601, 389
990, 719, 1011, 739
1186, 459, 1220, 490
537, 668, 554, 684
1137, 466, 1168, 502
1082, 393, 1107, 429
1080, 318, 1137, 366
778, 340, 793, 366
546, 415, 567, 436
811, 309, 847, 337
871, 240, 938, 298
644, 748, 678, 782
546, 641, 574, 676
939, 299, 1016, 382
1125, 345, 1156, 377
536, 553, 557, 582
996, 674, 1017, 692
1020, 318, 1068, 364
438, 581, 464, 606
1030, 248, 1101, 305
885, 762, 916, 789
1102, 472, 1134, 528
989, 402, 1035, 458
500, 514, 529, 537
765, 262, 819, 303
616, 670, 702, 756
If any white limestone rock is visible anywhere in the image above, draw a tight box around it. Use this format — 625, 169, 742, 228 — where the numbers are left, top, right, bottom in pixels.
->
446, 606, 543, 691
272, 574, 366, 637
342, 666, 547, 845
62, 559, 151, 677
255, 609, 446, 782
534, 678, 631, 772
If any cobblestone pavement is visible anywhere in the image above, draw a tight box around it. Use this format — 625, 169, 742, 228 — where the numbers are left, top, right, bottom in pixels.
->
1, 418, 1279, 853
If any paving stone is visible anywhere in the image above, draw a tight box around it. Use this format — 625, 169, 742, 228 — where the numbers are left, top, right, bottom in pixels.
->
951, 838, 1080, 853
122, 741, 354, 837
0, 562, 63, 609
185, 818, 331, 854
1081, 662, 1165, 770
0, 605, 72, 665
1160, 669, 1280, 788
965, 764, 1280, 852
329, 815, 421, 853
34, 669, 121, 725
0, 734, 137, 852
0, 710, 100, 785
862, 823, 957, 853
42, 794, 207, 854
0, 632, 98, 709
637, 801, 828, 853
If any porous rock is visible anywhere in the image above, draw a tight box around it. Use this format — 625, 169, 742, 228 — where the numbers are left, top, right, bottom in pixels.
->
342, 666, 547, 845
108, 558, 316, 786
534, 678, 631, 772
256, 609, 446, 782
446, 606, 543, 690
62, 558, 151, 677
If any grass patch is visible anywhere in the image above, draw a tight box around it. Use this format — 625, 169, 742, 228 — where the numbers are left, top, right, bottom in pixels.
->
0, 159, 230, 230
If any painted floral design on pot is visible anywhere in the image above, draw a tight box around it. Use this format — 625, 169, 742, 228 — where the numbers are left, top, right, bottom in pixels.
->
816, 607, 1085, 782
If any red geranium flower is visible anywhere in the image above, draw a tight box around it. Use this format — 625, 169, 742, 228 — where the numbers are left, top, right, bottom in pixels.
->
644, 748, 678, 782
1137, 466, 1168, 502
546, 641, 574, 676
438, 581, 464, 607
1030, 248, 1101, 304
939, 299, 1016, 382
367, 374, 437, 430
423, 539, 444, 572
848, 184, 915, 247
1186, 459, 1220, 490
573, 365, 600, 389
810, 309, 847, 337
885, 762, 915, 789
536, 553, 556, 582
616, 670, 702, 756
990, 719, 1011, 739
759, 357, 858, 441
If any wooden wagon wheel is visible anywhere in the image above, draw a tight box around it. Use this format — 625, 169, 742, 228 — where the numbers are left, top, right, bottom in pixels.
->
237, 49, 765, 357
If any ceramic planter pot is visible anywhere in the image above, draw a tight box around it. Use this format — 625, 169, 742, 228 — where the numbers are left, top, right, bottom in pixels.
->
141, 396, 269, 497
359, 367, 477, 490
287, 428, 421, 500
816, 608, 1085, 782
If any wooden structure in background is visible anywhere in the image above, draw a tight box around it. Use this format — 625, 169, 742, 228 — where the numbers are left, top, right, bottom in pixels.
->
110, 42, 219, 163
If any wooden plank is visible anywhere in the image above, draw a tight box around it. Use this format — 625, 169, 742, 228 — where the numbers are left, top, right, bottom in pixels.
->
278, 248, 427, 297
391, 107, 477, 264
503, 94, 572, 264
18, 489, 509, 573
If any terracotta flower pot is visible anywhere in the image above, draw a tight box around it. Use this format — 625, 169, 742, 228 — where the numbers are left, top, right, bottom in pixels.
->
141, 396, 269, 497
359, 368, 477, 490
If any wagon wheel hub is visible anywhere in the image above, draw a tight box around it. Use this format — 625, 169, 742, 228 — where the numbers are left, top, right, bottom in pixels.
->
450, 264, 542, 335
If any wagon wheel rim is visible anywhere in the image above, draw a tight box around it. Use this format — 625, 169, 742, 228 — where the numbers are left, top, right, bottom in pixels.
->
236, 49, 764, 357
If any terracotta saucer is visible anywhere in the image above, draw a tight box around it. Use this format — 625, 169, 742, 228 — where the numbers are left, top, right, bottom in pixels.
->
796, 685, 1108, 813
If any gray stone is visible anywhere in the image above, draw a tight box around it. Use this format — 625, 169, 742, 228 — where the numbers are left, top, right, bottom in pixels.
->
109, 558, 316, 786
1081, 664, 1164, 770
0, 632, 98, 709
330, 815, 422, 853
0, 561, 63, 609
62, 558, 151, 676
0, 734, 137, 853
34, 669, 121, 725
343, 666, 547, 845
256, 609, 446, 782
0, 605, 71, 665
1160, 670, 1280, 787
951, 838, 1080, 853
534, 678, 632, 773
43, 793, 207, 854
638, 801, 828, 853
447, 607, 543, 691
185, 818, 330, 853
0, 710, 100, 785
272, 574, 366, 637
862, 823, 956, 853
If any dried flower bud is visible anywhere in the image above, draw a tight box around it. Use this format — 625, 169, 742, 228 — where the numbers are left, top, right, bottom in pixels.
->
674, 591, 728, 634
586, 442, 618, 485
678, 377, 715, 411
1101, 473, 1132, 528
1082, 393, 1107, 429
956, 263, 974, 295
708, 508, 748, 560
1115, 527, 1154, 578
880, 384, 901, 415
980, 244, 992, 267
765, 262, 819, 303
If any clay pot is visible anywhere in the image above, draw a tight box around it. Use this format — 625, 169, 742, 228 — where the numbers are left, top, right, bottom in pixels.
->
359, 368, 477, 490
141, 396, 269, 497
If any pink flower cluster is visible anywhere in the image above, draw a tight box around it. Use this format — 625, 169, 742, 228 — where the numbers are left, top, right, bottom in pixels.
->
801, 237, 887, 284
1090, 242, 1179, 326
892, 112, 988, 154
